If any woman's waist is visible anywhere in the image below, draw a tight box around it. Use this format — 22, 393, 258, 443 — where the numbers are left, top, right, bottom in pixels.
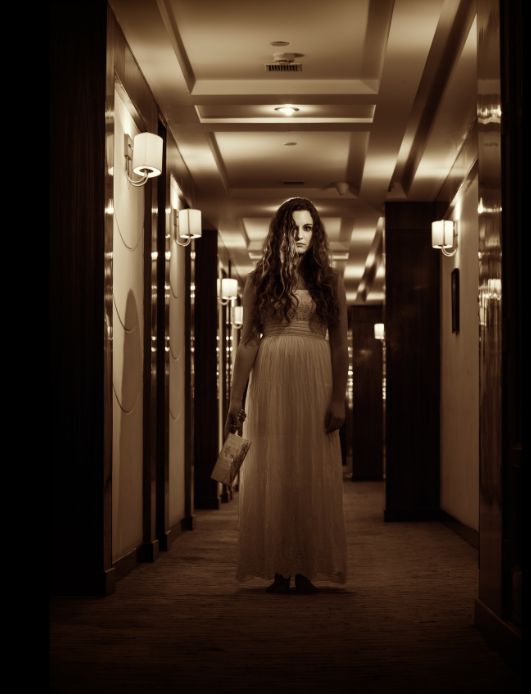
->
262, 320, 327, 340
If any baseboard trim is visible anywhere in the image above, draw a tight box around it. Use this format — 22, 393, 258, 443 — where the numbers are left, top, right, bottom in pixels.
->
159, 515, 195, 551
475, 598, 521, 671
439, 510, 478, 548
180, 515, 195, 531
113, 547, 138, 580
137, 538, 160, 562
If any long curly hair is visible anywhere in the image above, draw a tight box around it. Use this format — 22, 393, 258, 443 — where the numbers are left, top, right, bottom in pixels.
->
246, 197, 339, 341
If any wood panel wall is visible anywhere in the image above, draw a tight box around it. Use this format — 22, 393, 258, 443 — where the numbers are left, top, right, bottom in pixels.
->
50, 0, 108, 594
350, 305, 384, 481
193, 230, 220, 509
384, 202, 443, 521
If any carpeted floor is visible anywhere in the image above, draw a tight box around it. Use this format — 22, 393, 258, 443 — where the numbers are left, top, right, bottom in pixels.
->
50, 481, 521, 693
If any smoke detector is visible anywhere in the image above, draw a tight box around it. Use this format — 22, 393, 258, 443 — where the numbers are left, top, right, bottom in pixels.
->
272, 52, 303, 63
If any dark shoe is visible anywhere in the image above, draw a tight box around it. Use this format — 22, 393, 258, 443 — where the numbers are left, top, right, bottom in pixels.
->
266, 573, 291, 593
294, 574, 319, 594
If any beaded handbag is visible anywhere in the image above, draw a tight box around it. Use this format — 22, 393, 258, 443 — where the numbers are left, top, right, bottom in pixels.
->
210, 431, 251, 487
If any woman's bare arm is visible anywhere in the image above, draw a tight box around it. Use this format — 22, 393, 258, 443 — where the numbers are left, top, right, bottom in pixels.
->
328, 270, 349, 405
229, 273, 261, 407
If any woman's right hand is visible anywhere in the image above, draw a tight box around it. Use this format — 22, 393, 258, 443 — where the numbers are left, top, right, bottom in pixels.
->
224, 403, 247, 440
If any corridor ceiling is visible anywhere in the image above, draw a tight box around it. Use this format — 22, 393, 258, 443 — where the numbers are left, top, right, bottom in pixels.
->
109, 0, 476, 303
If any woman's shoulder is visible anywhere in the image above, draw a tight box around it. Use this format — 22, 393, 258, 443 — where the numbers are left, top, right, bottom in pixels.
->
325, 266, 339, 285
243, 270, 259, 301
326, 267, 345, 297
245, 269, 258, 289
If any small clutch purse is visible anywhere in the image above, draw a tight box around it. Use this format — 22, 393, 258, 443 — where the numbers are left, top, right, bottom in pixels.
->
211, 432, 251, 487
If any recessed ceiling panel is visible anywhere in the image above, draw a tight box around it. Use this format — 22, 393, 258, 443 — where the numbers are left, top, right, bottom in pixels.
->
197, 104, 375, 123
242, 217, 270, 241
170, 0, 370, 80
215, 131, 356, 188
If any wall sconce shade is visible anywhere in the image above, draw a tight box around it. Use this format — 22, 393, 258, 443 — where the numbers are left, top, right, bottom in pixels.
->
132, 133, 162, 177
374, 323, 385, 340
125, 132, 163, 187
173, 208, 202, 247
218, 278, 238, 305
432, 220, 457, 257
233, 305, 243, 327
178, 209, 202, 239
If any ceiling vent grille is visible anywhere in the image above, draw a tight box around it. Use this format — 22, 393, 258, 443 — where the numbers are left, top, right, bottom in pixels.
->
265, 63, 302, 72
283, 181, 305, 185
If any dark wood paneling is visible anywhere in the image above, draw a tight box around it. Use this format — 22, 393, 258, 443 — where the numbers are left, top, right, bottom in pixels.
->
474, 0, 522, 660
138, 140, 160, 563
155, 120, 171, 549
499, 0, 522, 630
194, 230, 220, 509
50, 0, 109, 594
219, 268, 233, 503
350, 305, 383, 481
477, 0, 504, 618
183, 243, 195, 528
384, 202, 442, 521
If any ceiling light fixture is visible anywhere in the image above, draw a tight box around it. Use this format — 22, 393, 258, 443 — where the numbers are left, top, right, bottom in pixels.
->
274, 105, 300, 116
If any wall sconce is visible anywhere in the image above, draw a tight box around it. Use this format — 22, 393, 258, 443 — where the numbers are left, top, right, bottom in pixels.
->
374, 323, 385, 340
218, 278, 238, 306
173, 208, 202, 247
124, 132, 163, 187
432, 220, 458, 257
232, 305, 243, 328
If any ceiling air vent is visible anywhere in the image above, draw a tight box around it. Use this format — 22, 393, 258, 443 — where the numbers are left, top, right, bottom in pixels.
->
283, 181, 305, 185
265, 51, 304, 72
266, 63, 302, 72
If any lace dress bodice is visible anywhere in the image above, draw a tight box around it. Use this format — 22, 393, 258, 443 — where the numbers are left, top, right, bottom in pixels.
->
262, 289, 328, 340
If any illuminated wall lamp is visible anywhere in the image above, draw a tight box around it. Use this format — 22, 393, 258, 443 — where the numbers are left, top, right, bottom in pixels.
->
233, 305, 243, 329
432, 220, 458, 257
173, 208, 202, 247
124, 132, 163, 187
374, 323, 385, 340
218, 278, 238, 306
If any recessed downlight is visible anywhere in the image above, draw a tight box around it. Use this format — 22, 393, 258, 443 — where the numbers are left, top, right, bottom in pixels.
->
274, 105, 300, 116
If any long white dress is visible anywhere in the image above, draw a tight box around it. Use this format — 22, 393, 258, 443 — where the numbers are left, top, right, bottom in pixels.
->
236, 289, 348, 583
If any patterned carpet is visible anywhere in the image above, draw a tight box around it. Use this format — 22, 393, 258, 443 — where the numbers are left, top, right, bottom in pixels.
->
50, 481, 521, 693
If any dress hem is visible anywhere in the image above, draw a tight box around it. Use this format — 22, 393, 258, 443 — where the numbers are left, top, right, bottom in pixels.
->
236, 570, 347, 585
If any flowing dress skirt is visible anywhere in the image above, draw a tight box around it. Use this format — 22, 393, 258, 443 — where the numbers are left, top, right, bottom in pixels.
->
237, 299, 348, 583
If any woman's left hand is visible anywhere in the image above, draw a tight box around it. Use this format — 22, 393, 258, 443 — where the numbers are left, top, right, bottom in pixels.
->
324, 400, 345, 434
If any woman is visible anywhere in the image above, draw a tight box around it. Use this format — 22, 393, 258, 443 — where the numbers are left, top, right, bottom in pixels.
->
224, 197, 348, 594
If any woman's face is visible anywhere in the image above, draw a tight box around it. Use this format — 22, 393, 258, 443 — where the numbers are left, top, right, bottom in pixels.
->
291, 209, 313, 254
